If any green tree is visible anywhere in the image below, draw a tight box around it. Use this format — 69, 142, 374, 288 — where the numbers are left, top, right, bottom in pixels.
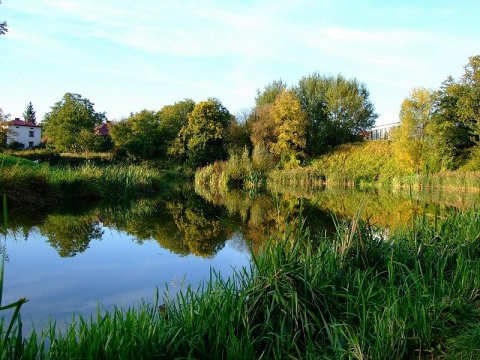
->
296, 73, 377, 155
110, 110, 162, 160
393, 87, 433, 174
456, 55, 480, 139
223, 108, 252, 156
173, 98, 231, 167
23, 102, 37, 124
42, 93, 106, 152
430, 77, 473, 169
0, 107, 12, 149
255, 79, 287, 107
159, 99, 195, 158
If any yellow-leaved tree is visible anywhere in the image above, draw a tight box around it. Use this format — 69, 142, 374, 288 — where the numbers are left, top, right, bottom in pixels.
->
270, 90, 307, 168
393, 87, 433, 174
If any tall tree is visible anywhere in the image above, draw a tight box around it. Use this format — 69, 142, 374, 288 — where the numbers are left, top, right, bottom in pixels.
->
249, 103, 277, 154
110, 110, 162, 160
456, 55, 480, 139
172, 98, 231, 167
393, 87, 433, 174
23, 102, 37, 124
159, 99, 195, 157
42, 93, 106, 152
295, 73, 377, 155
249, 80, 287, 155
430, 77, 473, 169
255, 79, 287, 107
270, 90, 307, 168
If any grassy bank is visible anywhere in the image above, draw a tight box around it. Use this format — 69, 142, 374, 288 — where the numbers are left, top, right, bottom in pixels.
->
269, 140, 480, 190
0, 154, 183, 207
2, 207, 480, 359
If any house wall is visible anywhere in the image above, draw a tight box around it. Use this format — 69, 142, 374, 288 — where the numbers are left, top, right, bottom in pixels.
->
368, 123, 400, 140
7, 124, 42, 148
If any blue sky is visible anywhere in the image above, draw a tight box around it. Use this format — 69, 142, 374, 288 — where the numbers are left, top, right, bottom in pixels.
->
1, 0, 478, 125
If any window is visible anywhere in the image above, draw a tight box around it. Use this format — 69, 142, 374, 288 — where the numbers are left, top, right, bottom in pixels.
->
29, 141, 34, 148
29, 130, 34, 137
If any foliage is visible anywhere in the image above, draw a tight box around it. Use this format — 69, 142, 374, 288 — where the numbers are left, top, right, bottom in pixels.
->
0, 108, 12, 150
110, 110, 162, 160
39, 213, 103, 257
0, 154, 169, 206
159, 99, 195, 157
42, 93, 106, 153
456, 55, 480, 138
255, 79, 287, 107
5, 141, 24, 151
172, 98, 231, 167
313, 140, 400, 185
224, 117, 251, 155
249, 103, 277, 154
270, 90, 307, 168
393, 87, 434, 174
295, 73, 378, 155
22, 102, 36, 124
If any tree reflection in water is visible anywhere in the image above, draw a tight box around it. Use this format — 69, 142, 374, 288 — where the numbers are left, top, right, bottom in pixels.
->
39, 213, 103, 257
5, 186, 480, 259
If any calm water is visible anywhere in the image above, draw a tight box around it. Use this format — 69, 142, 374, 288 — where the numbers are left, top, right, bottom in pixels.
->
2, 186, 479, 333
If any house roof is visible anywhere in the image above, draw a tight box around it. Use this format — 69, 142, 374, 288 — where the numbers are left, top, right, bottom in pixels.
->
94, 123, 110, 136
8, 119, 41, 127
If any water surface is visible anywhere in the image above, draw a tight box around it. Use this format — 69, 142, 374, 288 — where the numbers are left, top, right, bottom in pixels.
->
2, 186, 478, 333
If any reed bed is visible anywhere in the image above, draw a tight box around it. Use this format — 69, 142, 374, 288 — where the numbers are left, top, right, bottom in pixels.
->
2, 206, 479, 359
1, 155, 170, 206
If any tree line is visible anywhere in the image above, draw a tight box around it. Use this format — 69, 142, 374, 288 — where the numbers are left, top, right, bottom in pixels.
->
393, 55, 480, 173
2, 55, 478, 174
22, 71, 377, 169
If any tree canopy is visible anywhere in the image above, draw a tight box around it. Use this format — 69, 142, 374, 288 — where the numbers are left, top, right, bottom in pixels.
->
42, 93, 106, 152
295, 73, 378, 155
172, 98, 231, 167
255, 79, 287, 107
393, 87, 433, 174
110, 110, 162, 160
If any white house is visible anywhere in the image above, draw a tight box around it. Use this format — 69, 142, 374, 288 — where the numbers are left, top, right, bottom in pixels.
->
367, 122, 400, 140
6, 118, 42, 148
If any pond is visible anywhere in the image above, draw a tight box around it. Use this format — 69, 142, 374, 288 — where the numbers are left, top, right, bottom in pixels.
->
2, 184, 479, 334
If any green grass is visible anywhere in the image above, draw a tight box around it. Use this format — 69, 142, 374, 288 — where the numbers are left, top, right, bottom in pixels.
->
0, 154, 181, 206
2, 206, 480, 359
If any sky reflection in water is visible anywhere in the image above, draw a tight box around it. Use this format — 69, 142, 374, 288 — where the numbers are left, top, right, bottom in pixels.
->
3, 223, 250, 333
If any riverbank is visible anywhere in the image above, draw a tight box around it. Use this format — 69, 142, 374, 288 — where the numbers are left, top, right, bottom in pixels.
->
0, 154, 186, 207
2, 207, 480, 359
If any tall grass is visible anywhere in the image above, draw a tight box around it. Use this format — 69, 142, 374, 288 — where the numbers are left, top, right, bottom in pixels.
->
1, 154, 173, 206
7, 206, 480, 358
268, 141, 480, 191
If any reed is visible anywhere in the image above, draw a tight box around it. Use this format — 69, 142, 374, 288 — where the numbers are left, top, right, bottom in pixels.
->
1, 154, 173, 206
4, 205, 478, 359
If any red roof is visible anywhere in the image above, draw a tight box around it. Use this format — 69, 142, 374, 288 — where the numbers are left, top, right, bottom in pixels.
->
94, 123, 110, 136
8, 119, 41, 127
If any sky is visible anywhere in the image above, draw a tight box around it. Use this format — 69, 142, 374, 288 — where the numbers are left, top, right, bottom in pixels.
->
1, 0, 479, 125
